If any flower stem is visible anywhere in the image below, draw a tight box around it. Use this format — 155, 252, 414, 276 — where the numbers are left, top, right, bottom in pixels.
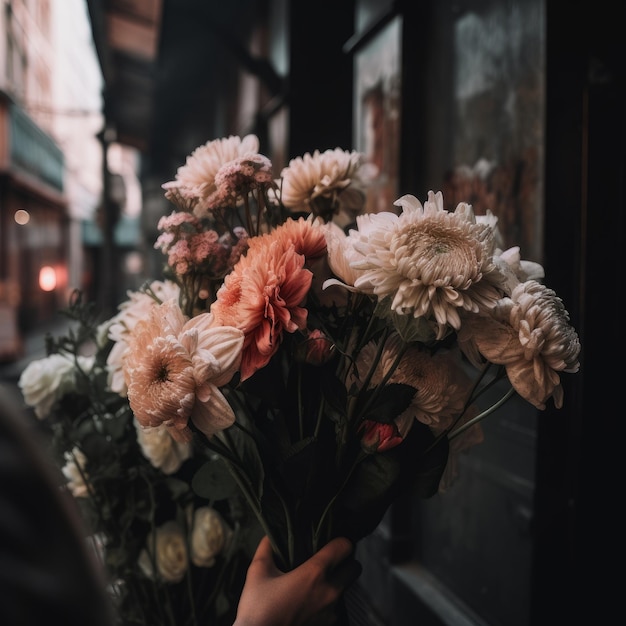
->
312, 450, 366, 548
216, 429, 290, 569
222, 457, 289, 568
448, 387, 517, 440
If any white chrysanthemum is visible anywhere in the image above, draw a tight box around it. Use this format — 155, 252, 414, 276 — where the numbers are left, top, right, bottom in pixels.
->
134, 419, 192, 474
475, 210, 504, 249
162, 134, 260, 216
474, 210, 544, 294
458, 280, 581, 409
352, 334, 473, 428
190, 507, 233, 568
322, 221, 367, 290
493, 245, 545, 294
106, 280, 181, 396
350, 190, 502, 338
280, 148, 370, 218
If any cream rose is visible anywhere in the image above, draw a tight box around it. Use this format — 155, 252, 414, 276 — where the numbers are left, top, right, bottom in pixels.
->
134, 419, 192, 474
190, 507, 232, 568
138, 521, 188, 583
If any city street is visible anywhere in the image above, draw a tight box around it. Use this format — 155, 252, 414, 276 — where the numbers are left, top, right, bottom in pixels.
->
0, 313, 74, 406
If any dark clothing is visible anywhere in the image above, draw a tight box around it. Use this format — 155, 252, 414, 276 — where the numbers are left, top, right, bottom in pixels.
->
0, 383, 115, 626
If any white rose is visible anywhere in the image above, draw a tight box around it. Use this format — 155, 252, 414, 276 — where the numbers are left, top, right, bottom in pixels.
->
138, 521, 188, 583
18, 354, 80, 418
190, 507, 232, 568
61, 447, 89, 498
134, 419, 192, 474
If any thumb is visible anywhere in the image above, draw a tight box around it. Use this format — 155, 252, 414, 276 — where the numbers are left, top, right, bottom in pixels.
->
249, 536, 281, 576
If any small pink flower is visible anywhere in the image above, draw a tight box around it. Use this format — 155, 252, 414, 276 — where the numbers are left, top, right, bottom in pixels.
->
190, 231, 220, 264
157, 210, 198, 230
206, 154, 274, 209
168, 240, 192, 275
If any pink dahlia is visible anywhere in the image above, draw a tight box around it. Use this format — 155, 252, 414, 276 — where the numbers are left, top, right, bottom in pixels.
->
211, 238, 312, 381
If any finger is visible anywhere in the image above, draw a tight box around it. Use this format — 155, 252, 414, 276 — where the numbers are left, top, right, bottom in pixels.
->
249, 536, 280, 573
310, 537, 354, 571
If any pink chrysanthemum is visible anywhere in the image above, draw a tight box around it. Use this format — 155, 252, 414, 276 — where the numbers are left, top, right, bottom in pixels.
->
322, 221, 367, 290
122, 299, 244, 441
106, 280, 181, 396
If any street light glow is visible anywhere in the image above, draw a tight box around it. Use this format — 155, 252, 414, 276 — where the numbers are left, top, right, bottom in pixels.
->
39, 266, 57, 291
14, 209, 30, 225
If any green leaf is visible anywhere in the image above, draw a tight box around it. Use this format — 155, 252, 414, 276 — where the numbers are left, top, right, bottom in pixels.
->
104, 412, 131, 439
226, 424, 266, 500
192, 458, 239, 501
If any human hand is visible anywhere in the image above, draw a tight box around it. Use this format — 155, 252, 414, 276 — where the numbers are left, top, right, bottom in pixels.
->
232, 535, 362, 626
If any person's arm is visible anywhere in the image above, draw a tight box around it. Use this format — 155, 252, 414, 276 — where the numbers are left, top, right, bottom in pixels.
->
0, 385, 115, 626
233, 535, 362, 626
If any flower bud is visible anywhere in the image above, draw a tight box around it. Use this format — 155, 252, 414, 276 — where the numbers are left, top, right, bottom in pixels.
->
295, 329, 335, 365
359, 419, 403, 453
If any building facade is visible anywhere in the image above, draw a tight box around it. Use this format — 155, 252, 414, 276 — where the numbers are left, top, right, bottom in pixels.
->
0, 0, 103, 359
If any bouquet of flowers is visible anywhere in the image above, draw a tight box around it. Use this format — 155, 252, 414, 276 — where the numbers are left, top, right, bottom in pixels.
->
17, 293, 258, 626
19, 133, 581, 619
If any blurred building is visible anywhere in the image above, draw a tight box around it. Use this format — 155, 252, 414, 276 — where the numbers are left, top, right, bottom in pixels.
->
84, 0, 623, 625
0, 0, 105, 359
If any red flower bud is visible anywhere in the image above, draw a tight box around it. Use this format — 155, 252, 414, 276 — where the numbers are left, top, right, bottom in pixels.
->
297, 329, 335, 365
359, 419, 404, 453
